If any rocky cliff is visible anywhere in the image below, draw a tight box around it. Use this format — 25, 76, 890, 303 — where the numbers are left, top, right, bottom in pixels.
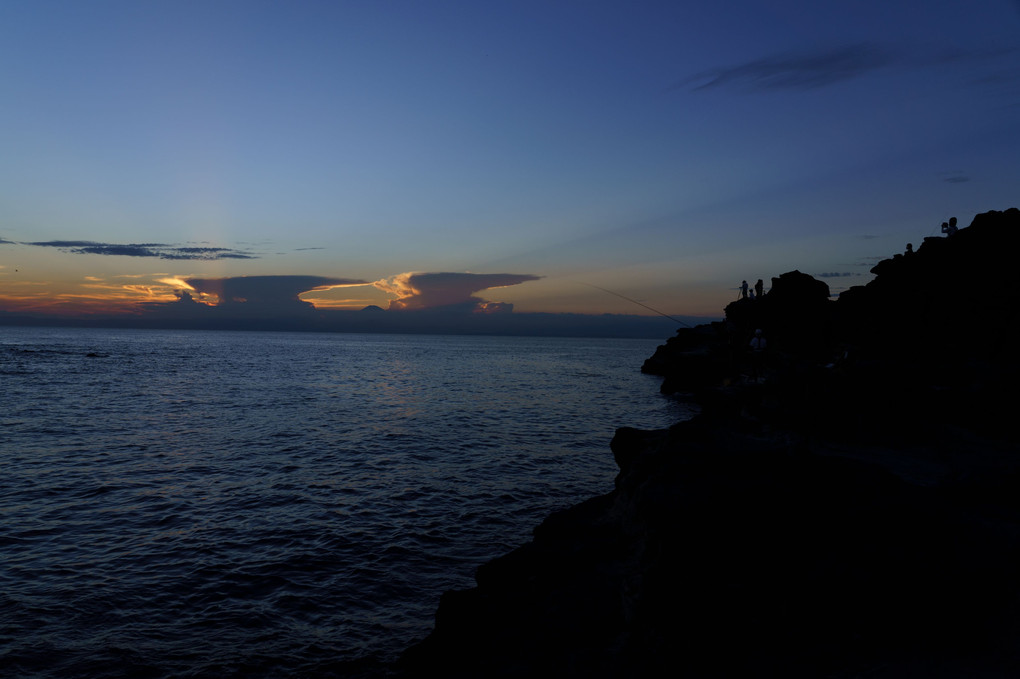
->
393, 209, 1020, 678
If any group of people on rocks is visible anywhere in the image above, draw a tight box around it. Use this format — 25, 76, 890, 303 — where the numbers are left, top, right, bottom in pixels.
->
742, 214, 961, 382
905, 216, 959, 255
735, 280, 767, 381
739, 278, 765, 300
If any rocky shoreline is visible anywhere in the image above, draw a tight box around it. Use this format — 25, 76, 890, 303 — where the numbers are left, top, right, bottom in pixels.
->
386, 209, 1020, 678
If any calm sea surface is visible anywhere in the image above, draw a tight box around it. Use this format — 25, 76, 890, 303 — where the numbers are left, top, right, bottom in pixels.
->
0, 327, 689, 677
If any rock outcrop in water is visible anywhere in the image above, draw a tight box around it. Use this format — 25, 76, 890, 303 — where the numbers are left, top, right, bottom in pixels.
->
393, 209, 1020, 678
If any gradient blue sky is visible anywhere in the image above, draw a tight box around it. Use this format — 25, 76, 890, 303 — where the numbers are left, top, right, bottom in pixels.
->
2, 1, 1018, 318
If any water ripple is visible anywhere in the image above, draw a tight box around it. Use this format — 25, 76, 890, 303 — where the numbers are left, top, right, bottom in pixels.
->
0, 328, 690, 677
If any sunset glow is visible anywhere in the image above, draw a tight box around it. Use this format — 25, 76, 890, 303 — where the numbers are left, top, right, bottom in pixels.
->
1, 2, 1017, 331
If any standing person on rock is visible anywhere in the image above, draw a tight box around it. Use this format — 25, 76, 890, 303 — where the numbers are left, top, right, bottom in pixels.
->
740, 280, 749, 299
755, 279, 764, 298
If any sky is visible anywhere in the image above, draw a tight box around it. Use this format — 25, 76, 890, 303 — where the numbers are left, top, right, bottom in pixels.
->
1, 1, 1018, 329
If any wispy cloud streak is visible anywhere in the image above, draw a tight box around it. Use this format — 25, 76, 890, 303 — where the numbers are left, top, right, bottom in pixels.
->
681, 43, 894, 91
13, 240, 257, 260
679, 42, 1018, 93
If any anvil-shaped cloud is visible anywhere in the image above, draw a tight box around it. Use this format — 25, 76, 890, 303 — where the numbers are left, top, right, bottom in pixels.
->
374, 272, 541, 312
184, 275, 367, 313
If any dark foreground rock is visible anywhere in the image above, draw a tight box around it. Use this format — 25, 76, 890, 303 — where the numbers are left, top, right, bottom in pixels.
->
392, 209, 1020, 678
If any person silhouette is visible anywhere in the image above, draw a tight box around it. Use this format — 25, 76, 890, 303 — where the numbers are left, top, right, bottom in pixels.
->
740, 280, 748, 299
754, 279, 764, 298
905, 243, 913, 254
942, 217, 958, 236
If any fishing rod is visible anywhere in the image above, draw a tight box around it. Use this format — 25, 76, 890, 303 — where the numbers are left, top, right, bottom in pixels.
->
583, 283, 692, 327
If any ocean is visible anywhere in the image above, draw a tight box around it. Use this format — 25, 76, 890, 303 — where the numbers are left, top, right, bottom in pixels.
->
0, 327, 689, 677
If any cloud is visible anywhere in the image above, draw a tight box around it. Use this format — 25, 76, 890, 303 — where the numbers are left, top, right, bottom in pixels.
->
940, 171, 971, 184
679, 42, 1018, 93
136, 275, 371, 318
182, 275, 367, 311
19, 240, 256, 260
373, 272, 541, 312
681, 42, 894, 92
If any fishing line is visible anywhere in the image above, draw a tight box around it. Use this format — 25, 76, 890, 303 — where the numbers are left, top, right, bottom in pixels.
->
582, 283, 692, 327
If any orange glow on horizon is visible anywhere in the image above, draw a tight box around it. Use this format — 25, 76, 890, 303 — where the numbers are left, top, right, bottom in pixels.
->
0, 275, 383, 316
299, 283, 389, 310
0, 274, 193, 316
298, 295, 382, 310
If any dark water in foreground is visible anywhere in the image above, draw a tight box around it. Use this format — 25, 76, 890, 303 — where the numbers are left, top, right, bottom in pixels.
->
0, 328, 689, 677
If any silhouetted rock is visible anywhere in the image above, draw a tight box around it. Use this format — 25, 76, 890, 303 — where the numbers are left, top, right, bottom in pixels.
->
642, 208, 1020, 436
726, 269, 832, 359
641, 321, 731, 392
393, 208, 1020, 678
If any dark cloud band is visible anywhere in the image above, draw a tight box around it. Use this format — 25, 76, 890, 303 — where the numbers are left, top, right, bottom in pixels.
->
18, 240, 256, 260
